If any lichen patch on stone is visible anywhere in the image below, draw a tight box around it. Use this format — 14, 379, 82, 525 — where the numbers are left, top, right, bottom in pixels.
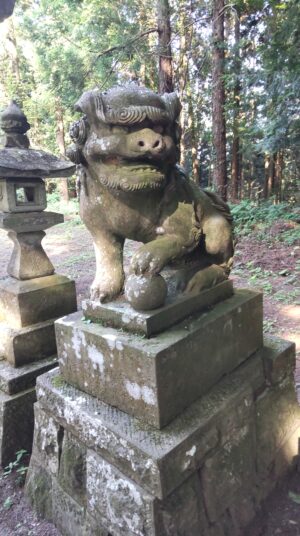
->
87, 344, 104, 376
124, 380, 156, 405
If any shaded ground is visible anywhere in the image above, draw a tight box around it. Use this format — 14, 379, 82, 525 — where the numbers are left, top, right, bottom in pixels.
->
0, 207, 299, 535
0, 473, 59, 536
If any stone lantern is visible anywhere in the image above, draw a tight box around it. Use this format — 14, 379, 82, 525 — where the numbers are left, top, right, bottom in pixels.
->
0, 101, 69, 283
0, 102, 77, 465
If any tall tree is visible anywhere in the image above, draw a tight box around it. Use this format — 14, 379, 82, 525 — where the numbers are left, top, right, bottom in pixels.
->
230, 11, 241, 201
157, 0, 173, 93
211, 0, 227, 199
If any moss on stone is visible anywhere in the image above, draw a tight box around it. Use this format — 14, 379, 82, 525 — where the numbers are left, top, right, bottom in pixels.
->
51, 375, 65, 389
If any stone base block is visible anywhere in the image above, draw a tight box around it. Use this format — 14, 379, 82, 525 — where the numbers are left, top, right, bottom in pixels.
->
56, 289, 263, 428
0, 274, 77, 328
0, 354, 58, 395
83, 280, 234, 337
0, 356, 58, 467
26, 336, 300, 536
0, 319, 56, 366
0, 387, 37, 468
0, 272, 77, 367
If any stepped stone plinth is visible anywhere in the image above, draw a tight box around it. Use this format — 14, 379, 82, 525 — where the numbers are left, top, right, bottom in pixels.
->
27, 283, 300, 536
0, 101, 76, 465
26, 334, 300, 536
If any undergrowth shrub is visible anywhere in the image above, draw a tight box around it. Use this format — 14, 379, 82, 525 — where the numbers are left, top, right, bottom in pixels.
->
47, 192, 80, 219
230, 199, 297, 236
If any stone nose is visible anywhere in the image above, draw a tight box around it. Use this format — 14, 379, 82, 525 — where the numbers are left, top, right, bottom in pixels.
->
129, 129, 165, 154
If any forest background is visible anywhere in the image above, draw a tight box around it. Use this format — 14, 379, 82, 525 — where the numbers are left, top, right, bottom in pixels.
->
0, 0, 299, 205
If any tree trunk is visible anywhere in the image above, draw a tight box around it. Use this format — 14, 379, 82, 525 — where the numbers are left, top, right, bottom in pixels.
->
263, 154, 270, 199
178, 6, 187, 167
274, 151, 283, 202
55, 99, 69, 202
157, 0, 173, 93
266, 154, 275, 198
212, 0, 227, 200
5, 18, 21, 86
230, 13, 241, 202
187, 86, 200, 183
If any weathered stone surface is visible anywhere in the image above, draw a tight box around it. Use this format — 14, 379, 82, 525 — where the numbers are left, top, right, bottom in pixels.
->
31, 403, 62, 476
0, 148, 75, 178
83, 514, 111, 536
256, 374, 300, 487
1, 100, 30, 148
125, 273, 168, 311
0, 177, 47, 213
262, 335, 296, 386
87, 451, 207, 536
0, 274, 77, 328
0, 355, 57, 395
154, 473, 208, 536
59, 431, 87, 506
35, 351, 264, 500
52, 479, 86, 536
0, 211, 63, 233
0, 319, 56, 366
7, 230, 55, 280
87, 451, 154, 535
26, 334, 300, 536
83, 279, 234, 337
201, 412, 256, 523
25, 460, 53, 520
0, 387, 36, 467
57, 289, 263, 428
68, 85, 234, 307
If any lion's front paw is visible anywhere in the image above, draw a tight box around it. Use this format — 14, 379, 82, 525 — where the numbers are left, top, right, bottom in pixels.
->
90, 276, 124, 303
185, 265, 227, 294
131, 247, 166, 275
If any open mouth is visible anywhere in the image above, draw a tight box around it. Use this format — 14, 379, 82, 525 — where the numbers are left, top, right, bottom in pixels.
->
102, 156, 164, 171
94, 158, 167, 191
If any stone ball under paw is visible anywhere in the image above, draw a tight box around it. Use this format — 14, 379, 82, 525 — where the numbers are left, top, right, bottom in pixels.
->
125, 273, 167, 311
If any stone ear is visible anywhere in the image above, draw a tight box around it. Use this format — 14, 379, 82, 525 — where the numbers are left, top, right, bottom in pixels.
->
74, 90, 99, 119
75, 90, 107, 123
162, 92, 182, 121
75, 92, 89, 114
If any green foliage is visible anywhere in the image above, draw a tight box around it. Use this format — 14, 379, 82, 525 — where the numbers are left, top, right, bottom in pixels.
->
289, 491, 300, 505
47, 192, 79, 216
280, 226, 300, 246
1, 449, 29, 486
3, 496, 14, 510
230, 199, 297, 235
0, 0, 299, 202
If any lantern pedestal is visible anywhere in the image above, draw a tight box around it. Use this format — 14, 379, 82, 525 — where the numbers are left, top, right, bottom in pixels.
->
0, 101, 76, 465
0, 355, 57, 467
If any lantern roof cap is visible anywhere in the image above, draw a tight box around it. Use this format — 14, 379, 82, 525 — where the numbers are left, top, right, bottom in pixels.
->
0, 102, 75, 178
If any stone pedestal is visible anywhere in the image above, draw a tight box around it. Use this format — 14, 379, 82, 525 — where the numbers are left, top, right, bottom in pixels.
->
26, 336, 300, 536
0, 101, 76, 465
0, 274, 77, 366
0, 273, 77, 465
56, 289, 262, 428
0, 355, 58, 467
26, 284, 300, 536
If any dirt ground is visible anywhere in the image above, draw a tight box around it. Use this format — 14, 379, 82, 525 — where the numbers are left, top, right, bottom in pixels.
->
0, 211, 299, 535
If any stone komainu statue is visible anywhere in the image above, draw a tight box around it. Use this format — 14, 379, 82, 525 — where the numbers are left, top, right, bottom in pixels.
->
67, 85, 234, 304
